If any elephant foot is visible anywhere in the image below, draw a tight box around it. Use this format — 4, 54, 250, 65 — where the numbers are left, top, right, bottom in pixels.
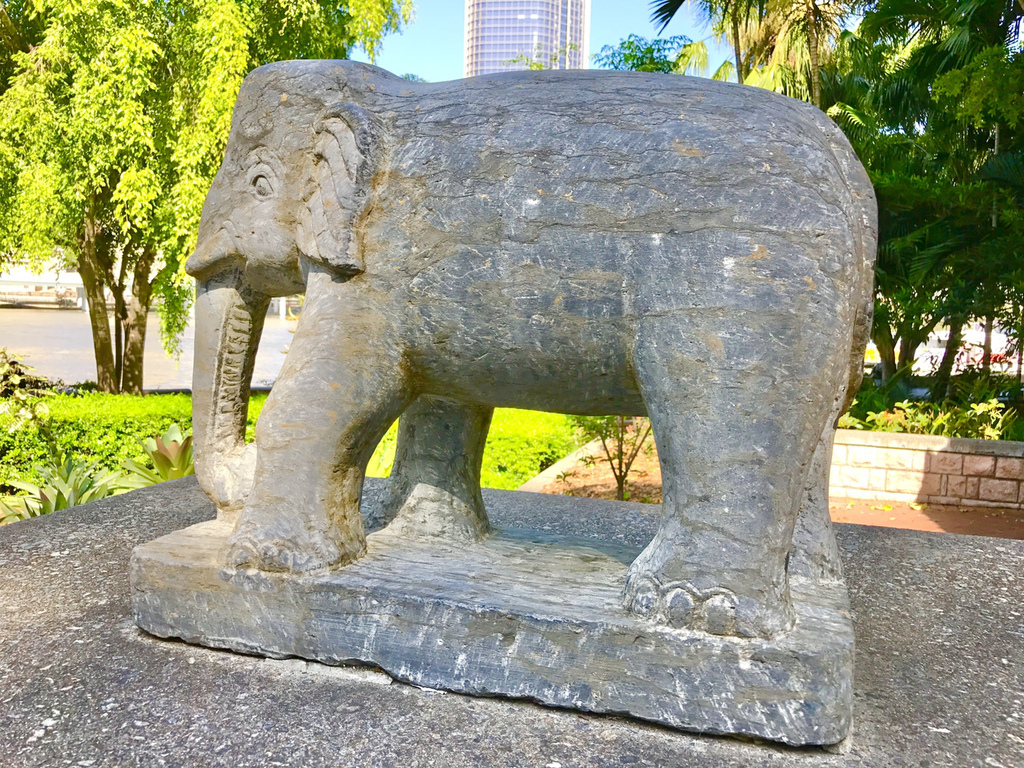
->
383, 483, 490, 542
622, 562, 794, 639
224, 517, 365, 574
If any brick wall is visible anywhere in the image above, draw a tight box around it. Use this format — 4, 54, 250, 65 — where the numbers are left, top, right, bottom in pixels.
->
830, 430, 1024, 508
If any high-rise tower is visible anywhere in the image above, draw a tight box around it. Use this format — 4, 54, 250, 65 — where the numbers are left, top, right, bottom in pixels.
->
464, 0, 591, 78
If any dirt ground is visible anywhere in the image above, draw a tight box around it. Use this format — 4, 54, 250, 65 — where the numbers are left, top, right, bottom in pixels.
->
541, 441, 1024, 541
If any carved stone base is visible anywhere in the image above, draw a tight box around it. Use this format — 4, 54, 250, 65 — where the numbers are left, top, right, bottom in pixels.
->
130, 519, 853, 746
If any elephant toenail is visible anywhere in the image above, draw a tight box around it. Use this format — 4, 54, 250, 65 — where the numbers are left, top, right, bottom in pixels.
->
666, 589, 695, 628
704, 593, 737, 635
627, 580, 658, 616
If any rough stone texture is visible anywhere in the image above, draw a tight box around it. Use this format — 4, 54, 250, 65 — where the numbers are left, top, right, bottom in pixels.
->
181, 60, 877, 652
830, 430, 1024, 509
930, 453, 964, 475
172, 61, 880, 744
131, 521, 854, 746
996, 457, 1024, 480
2, 479, 1023, 766
964, 455, 997, 477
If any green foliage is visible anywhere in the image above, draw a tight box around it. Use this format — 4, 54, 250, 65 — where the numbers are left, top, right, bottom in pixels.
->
0, 0, 412, 390
842, 371, 913, 420
0, 395, 580, 498
570, 415, 653, 501
504, 43, 579, 70
933, 46, 1024, 132
840, 398, 1015, 440
594, 35, 691, 73
0, 392, 268, 493
815, 0, 1024, 389
0, 349, 53, 399
365, 421, 398, 478
365, 409, 580, 490
122, 423, 195, 488
480, 410, 580, 490
0, 449, 131, 524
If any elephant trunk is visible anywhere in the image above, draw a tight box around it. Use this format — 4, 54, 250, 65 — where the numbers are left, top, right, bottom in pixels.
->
192, 266, 270, 518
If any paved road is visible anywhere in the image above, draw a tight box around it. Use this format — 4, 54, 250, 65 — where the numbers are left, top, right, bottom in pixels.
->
0, 307, 293, 390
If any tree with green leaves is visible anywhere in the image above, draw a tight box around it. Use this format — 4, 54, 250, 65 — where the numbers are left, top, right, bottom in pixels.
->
837, 0, 1024, 393
652, 0, 856, 107
0, 0, 410, 394
593, 34, 735, 79
505, 43, 579, 71
652, 0, 763, 82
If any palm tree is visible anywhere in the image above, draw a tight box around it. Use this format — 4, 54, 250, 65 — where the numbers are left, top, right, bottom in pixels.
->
767, 0, 847, 107
653, 0, 861, 107
652, 0, 768, 82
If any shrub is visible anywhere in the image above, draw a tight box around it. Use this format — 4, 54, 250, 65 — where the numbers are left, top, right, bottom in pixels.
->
839, 398, 1016, 440
359, 409, 580, 489
0, 349, 55, 398
364, 408, 581, 489
1, 394, 581, 497
480, 409, 579, 489
570, 415, 653, 501
0, 392, 268, 493
122, 424, 195, 488
365, 421, 398, 478
0, 450, 131, 524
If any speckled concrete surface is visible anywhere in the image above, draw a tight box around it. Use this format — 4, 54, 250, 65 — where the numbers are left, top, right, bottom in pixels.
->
2, 477, 1022, 767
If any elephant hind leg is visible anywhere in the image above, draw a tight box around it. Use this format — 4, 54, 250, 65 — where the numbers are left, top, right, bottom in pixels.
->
377, 395, 493, 541
623, 314, 841, 639
791, 416, 845, 583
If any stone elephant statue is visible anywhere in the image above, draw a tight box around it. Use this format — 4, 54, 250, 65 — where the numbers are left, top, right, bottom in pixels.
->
186, 61, 876, 640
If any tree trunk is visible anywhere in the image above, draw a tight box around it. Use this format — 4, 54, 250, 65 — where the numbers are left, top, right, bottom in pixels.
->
1018, 330, 1023, 387
0, 3, 25, 54
896, 318, 940, 374
1018, 305, 1023, 387
109, 251, 130, 392
731, 11, 744, 83
77, 213, 117, 393
982, 314, 993, 375
872, 323, 897, 384
896, 337, 918, 373
806, 1, 821, 108
931, 318, 965, 402
112, 291, 125, 393
121, 248, 156, 395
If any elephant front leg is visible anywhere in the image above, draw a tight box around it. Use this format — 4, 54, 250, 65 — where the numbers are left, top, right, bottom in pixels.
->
225, 271, 411, 573
624, 316, 840, 639
379, 396, 493, 541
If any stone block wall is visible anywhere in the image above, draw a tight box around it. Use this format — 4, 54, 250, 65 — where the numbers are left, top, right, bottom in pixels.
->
830, 430, 1024, 508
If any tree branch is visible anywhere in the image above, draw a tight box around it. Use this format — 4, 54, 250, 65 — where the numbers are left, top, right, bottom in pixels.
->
0, 2, 25, 56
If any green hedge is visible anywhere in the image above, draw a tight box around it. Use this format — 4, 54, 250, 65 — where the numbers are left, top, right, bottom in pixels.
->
0, 394, 579, 494
480, 409, 579, 489
0, 393, 267, 493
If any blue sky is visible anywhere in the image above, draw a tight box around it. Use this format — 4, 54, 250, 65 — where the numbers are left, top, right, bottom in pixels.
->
351, 0, 732, 82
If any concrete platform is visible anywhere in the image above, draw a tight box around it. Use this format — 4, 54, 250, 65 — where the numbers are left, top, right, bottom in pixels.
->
2, 477, 1023, 766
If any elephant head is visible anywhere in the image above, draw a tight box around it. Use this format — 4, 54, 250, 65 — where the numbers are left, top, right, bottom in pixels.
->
185, 69, 383, 514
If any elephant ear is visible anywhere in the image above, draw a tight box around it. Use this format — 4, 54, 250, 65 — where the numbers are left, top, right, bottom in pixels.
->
303, 102, 382, 279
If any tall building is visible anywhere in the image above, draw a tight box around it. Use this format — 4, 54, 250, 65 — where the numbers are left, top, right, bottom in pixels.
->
464, 0, 591, 78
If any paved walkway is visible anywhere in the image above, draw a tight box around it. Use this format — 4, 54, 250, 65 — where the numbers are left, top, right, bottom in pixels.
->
537, 443, 1024, 540
0, 307, 294, 390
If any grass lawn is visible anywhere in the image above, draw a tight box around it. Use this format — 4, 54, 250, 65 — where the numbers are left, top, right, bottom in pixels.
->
0, 392, 582, 494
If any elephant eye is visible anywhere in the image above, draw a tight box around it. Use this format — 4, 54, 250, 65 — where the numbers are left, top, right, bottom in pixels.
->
251, 174, 274, 199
